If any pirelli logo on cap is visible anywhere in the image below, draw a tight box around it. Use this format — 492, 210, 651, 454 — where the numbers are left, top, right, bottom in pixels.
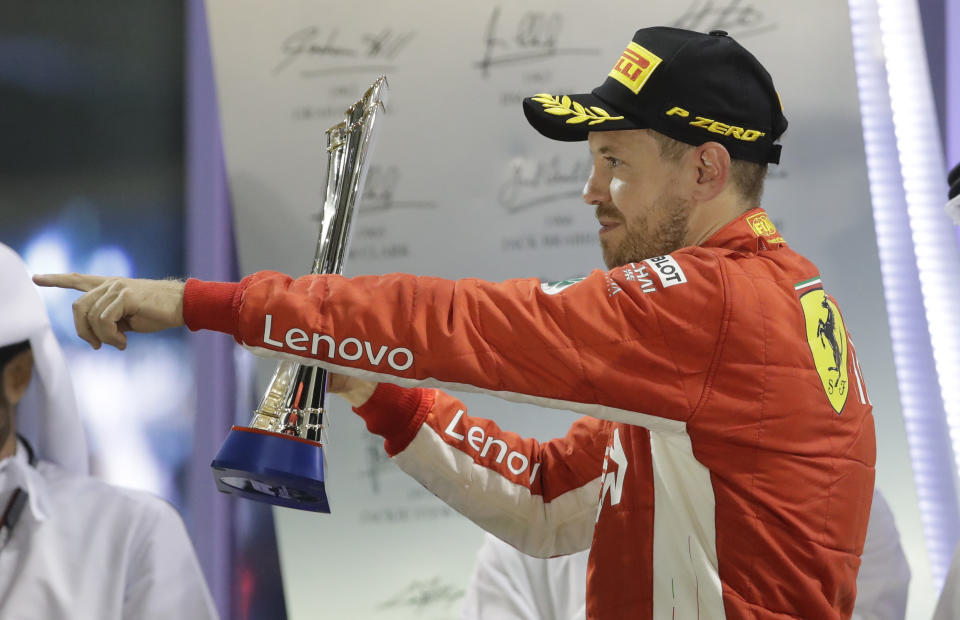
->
609, 42, 662, 94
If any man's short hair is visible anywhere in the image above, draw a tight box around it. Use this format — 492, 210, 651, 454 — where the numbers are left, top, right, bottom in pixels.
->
649, 131, 768, 206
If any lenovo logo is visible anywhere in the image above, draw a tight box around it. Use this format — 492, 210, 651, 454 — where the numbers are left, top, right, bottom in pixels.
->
444, 409, 541, 483
261, 314, 414, 371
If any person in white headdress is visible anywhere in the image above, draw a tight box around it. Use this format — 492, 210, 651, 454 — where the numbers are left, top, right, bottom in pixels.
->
0, 242, 218, 620
931, 160, 960, 620
463, 487, 910, 620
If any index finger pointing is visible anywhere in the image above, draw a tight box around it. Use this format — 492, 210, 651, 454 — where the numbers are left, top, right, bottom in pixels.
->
32, 273, 109, 293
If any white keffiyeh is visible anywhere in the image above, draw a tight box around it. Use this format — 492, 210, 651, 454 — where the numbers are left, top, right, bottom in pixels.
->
0, 243, 88, 474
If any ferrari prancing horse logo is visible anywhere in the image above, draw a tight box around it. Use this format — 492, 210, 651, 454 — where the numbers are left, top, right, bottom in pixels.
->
800, 288, 849, 414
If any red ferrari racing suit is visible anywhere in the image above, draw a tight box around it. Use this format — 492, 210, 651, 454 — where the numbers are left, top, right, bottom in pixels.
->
184, 208, 875, 619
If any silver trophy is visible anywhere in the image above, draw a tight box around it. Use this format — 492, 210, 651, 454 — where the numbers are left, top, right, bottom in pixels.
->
211, 76, 388, 512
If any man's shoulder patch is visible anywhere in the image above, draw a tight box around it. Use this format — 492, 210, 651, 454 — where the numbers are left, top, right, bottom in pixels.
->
540, 277, 586, 295
797, 282, 849, 414
643, 255, 688, 288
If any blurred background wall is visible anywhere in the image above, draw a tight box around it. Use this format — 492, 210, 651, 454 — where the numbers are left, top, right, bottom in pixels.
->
0, 3, 285, 619
0, 1, 957, 619
0, 3, 189, 498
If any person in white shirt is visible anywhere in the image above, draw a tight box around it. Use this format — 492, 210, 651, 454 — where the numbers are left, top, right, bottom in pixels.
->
932, 160, 960, 620
934, 542, 960, 619
0, 242, 218, 620
463, 488, 910, 620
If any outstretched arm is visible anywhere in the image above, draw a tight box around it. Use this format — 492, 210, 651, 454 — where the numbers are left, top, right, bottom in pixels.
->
36, 251, 724, 427
33, 274, 184, 350
34, 272, 381, 407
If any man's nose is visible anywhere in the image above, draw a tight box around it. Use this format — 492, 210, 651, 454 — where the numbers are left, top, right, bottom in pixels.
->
582, 166, 611, 206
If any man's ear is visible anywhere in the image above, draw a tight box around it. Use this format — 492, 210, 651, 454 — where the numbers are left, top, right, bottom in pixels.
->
3, 350, 34, 408
690, 142, 731, 202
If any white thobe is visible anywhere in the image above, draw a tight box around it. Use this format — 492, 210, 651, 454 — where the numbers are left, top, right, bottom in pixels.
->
934, 542, 960, 619
0, 444, 218, 620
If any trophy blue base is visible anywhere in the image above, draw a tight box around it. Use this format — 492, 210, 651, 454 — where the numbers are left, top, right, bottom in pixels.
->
211, 426, 330, 513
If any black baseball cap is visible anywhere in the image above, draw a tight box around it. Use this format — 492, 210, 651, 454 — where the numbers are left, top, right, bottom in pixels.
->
522, 27, 788, 164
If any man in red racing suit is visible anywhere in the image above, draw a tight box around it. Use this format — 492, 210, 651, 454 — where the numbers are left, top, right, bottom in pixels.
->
37, 27, 875, 619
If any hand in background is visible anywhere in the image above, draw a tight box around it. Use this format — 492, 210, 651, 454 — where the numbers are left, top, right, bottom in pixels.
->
33, 274, 185, 350
326, 372, 377, 407
948, 161, 960, 224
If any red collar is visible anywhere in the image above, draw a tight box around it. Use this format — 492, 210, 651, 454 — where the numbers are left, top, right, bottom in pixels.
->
702, 207, 787, 254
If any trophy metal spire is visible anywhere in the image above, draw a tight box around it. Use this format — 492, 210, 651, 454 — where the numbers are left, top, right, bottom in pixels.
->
210, 76, 389, 512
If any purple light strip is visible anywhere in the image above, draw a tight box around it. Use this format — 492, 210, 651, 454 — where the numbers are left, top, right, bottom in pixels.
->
949, 0, 960, 169
948, 0, 960, 250
849, 0, 960, 588
186, 0, 236, 617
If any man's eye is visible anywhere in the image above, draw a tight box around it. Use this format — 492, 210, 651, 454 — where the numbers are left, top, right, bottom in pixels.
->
604, 157, 622, 169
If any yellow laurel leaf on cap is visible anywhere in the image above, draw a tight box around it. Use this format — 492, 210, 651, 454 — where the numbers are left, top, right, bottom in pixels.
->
533, 95, 624, 126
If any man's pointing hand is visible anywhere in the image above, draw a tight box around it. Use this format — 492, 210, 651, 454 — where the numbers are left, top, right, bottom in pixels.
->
33, 274, 185, 350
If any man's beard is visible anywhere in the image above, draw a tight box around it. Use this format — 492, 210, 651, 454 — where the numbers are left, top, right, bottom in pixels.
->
599, 194, 692, 268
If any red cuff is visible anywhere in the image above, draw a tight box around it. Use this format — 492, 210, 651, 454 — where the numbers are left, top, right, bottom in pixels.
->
353, 383, 433, 456
183, 279, 241, 336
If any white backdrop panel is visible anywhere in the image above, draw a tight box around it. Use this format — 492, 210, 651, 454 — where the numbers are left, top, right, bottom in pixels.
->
206, 1, 933, 617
